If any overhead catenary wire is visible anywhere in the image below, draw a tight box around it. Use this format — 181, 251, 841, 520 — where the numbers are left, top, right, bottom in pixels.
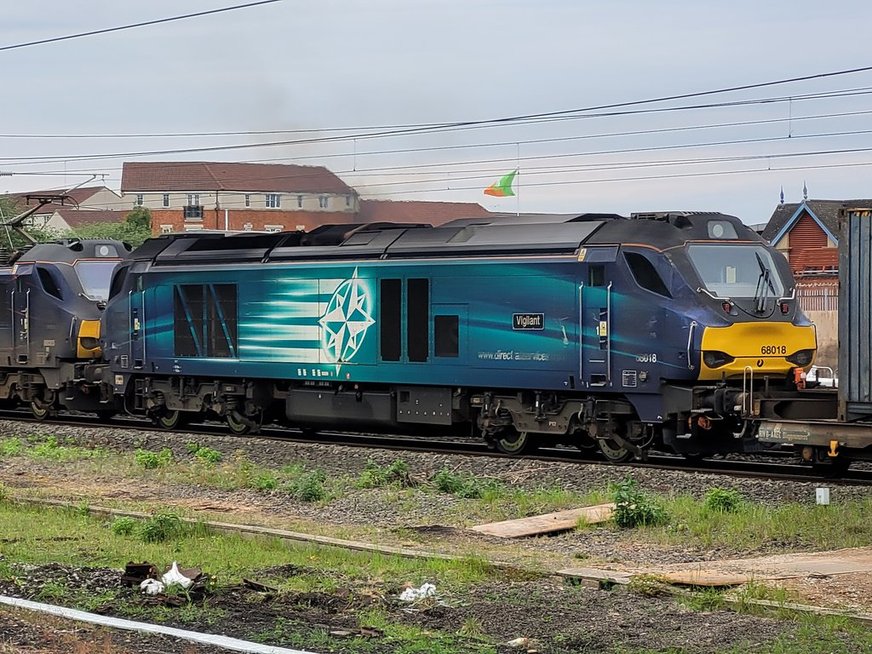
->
0, 0, 284, 53
3, 84, 872, 166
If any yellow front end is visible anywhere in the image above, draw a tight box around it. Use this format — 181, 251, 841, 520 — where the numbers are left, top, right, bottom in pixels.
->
77, 320, 102, 359
699, 322, 816, 380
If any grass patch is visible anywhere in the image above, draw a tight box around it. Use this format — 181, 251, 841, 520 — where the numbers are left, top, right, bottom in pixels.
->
432, 468, 501, 499
649, 495, 872, 551
0, 434, 107, 461
134, 447, 174, 469
0, 501, 500, 592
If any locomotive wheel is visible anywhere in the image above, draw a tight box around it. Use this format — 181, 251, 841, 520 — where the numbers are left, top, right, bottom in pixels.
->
494, 428, 537, 455
597, 438, 634, 463
151, 409, 185, 430
30, 400, 55, 421
226, 410, 261, 435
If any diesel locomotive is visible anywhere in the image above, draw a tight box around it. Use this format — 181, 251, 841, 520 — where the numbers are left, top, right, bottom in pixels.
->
92, 211, 817, 461
0, 238, 130, 417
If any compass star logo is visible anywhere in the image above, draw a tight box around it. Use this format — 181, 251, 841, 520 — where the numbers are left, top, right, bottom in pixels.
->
319, 270, 375, 363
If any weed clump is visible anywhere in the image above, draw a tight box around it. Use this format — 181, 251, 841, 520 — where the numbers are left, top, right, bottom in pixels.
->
432, 468, 500, 499
111, 516, 137, 536
253, 472, 279, 492
611, 478, 667, 528
186, 442, 222, 464
357, 459, 412, 488
704, 487, 744, 514
139, 512, 186, 543
135, 447, 174, 469
287, 470, 327, 502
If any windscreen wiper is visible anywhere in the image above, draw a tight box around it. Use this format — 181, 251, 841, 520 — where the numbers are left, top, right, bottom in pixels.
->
753, 252, 776, 313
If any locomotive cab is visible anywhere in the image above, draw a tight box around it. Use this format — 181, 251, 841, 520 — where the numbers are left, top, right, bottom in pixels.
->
0, 239, 130, 417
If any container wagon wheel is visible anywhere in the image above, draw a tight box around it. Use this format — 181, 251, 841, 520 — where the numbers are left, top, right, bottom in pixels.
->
597, 438, 634, 463
150, 409, 186, 430
95, 410, 116, 423
493, 428, 537, 455
226, 410, 261, 436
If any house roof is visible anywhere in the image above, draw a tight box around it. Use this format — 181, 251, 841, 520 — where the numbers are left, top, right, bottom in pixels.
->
54, 209, 130, 228
761, 200, 844, 243
121, 161, 354, 194
762, 199, 872, 244
6, 186, 116, 211
357, 199, 492, 226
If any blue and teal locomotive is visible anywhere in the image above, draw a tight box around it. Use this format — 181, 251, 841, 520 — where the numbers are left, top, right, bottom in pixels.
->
100, 212, 816, 460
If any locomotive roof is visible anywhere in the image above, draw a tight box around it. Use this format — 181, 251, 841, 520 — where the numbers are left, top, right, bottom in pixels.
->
1, 239, 131, 267
130, 211, 762, 265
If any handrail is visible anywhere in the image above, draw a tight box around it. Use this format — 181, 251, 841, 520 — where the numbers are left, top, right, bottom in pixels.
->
578, 283, 584, 381
686, 321, 697, 370
606, 282, 612, 385
742, 366, 754, 416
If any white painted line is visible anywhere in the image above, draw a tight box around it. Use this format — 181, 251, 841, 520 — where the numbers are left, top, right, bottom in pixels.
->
0, 595, 320, 654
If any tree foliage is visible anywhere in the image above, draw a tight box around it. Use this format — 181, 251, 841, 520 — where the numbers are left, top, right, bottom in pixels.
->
68, 207, 153, 247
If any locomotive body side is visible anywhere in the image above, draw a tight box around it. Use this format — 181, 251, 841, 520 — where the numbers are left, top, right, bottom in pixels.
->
100, 214, 815, 459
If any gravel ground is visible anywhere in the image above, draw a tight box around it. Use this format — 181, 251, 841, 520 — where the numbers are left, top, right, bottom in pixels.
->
1, 420, 871, 652
2, 419, 870, 568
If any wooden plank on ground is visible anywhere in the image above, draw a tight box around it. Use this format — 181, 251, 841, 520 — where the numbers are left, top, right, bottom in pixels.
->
653, 547, 872, 586
471, 503, 615, 538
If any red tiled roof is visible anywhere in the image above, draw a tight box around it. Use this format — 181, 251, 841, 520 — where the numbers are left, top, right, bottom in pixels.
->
791, 246, 839, 275
55, 209, 130, 228
7, 186, 111, 209
121, 161, 353, 194
357, 199, 491, 226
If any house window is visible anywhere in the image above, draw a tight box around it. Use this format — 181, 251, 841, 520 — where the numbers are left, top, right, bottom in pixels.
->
135, 194, 144, 206
243, 223, 253, 231
265, 193, 281, 208
346, 195, 352, 207
318, 196, 329, 209
265, 224, 283, 233
297, 195, 303, 208
244, 194, 250, 207
160, 224, 173, 234
183, 205, 203, 220
162, 194, 170, 207
187, 194, 199, 206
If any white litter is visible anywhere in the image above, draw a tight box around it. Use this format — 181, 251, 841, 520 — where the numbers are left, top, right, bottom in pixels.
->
398, 582, 437, 602
161, 561, 193, 589
139, 579, 165, 595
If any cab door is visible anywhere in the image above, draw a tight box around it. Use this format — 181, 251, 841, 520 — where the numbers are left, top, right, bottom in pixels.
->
578, 247, 618, 389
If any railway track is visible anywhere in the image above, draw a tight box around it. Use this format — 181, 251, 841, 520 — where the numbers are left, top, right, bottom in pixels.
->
2, 409, 871, 486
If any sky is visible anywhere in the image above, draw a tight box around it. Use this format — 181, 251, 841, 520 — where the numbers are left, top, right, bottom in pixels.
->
3, 0, 872, 224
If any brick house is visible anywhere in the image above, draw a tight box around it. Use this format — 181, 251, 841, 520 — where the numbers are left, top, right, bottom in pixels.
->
357, 199, 492, 226
761, 198, 872, 369
121, 162, 359, 234
5, 186, 126, 231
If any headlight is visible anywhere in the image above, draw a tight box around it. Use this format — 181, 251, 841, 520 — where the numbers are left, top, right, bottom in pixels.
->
703, 350, 736, 368
787, 349, 814, 366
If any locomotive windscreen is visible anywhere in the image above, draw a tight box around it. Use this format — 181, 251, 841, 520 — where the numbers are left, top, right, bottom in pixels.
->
687, 244, 785, 299
75, 261, 120, 301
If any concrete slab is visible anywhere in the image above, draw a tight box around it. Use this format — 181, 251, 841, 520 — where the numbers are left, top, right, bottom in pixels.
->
471, 503, 615, 538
